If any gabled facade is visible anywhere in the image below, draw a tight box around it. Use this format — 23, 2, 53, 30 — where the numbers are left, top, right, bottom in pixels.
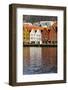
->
30, 29, 42, 44
41, 29, 49, 44
48, 29, 57, 44
35, 30, 42, 44
30, 29, 35, 44
48, 22, 57, 44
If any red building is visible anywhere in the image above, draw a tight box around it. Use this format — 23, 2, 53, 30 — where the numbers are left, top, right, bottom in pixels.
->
48, 22, 57, 44
41, 28, 49, 44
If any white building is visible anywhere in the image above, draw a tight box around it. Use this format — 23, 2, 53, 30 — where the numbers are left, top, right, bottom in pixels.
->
40, 21, 54, 27
30, 29, 35, 44
33, 22, 40, 26
30, 29, 42, 44
35, 29, 42, 44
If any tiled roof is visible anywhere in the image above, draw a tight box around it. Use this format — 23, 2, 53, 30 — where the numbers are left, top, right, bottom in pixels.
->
23, 24, 48, 31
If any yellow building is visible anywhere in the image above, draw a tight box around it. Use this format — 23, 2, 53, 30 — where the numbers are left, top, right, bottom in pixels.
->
23, 27, 30, 44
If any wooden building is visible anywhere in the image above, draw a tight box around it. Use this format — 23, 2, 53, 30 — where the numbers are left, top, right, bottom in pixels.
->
23, 27, 30, 44
48, 22, 57, 45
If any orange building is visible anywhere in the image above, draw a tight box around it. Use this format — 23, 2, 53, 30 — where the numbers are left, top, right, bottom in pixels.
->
23, 23, 49, 44
23, 22, 57, 45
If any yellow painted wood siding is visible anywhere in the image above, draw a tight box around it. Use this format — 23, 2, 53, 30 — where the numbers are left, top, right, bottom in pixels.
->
23, 28, 30, 44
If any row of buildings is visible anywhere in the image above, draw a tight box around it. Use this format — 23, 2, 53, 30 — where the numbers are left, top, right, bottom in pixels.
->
23, 21, 57, 45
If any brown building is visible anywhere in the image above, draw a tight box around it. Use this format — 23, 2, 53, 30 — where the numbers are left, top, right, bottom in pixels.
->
23, 22, 57, 45
48, 22, 57, 45
41, 28, 49, 44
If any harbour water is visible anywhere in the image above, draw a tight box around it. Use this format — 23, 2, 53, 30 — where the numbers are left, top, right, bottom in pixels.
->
23, 47, 57, 75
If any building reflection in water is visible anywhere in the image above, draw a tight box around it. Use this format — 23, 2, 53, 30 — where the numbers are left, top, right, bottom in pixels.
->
23, 47, 57, 75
